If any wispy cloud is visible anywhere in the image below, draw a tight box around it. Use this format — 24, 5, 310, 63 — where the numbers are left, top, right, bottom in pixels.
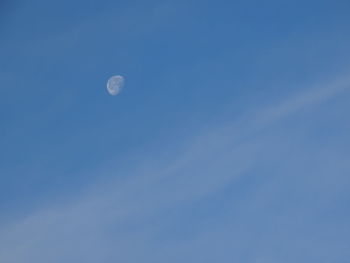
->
1, 76, 349, 262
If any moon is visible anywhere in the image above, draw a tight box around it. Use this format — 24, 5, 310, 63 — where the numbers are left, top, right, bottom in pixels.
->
107, 75, 124, 95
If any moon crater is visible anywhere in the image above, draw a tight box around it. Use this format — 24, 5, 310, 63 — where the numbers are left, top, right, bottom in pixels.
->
107, 75, 124, 95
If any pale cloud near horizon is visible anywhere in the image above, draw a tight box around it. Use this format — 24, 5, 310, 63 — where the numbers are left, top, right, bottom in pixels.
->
1, 76, 349, 262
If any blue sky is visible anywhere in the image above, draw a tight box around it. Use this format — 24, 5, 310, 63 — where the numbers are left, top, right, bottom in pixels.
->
1, 0, 350, 262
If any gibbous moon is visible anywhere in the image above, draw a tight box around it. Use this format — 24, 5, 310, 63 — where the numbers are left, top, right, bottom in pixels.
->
107, 75, 124, 95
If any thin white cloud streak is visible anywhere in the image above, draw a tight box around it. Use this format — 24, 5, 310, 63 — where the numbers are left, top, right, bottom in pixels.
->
0, 76, 349, 262
168, 76, 350, 170
252, 77, 350, 127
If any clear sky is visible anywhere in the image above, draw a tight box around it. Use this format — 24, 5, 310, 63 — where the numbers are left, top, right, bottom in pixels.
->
1, 0, 350, 262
